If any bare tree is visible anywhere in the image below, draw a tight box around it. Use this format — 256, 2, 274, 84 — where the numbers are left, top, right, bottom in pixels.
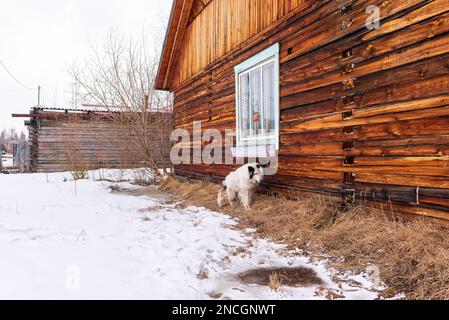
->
70, 30, 173, 176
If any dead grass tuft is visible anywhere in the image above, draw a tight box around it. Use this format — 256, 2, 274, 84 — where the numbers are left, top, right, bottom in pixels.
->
268, 273, 283, 292
239, 267, 322, 290
161, 177, 449, 300
197, 265, 209, 280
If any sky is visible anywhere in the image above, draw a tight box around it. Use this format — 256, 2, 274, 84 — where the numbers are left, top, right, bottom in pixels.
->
0, 0, 173, 133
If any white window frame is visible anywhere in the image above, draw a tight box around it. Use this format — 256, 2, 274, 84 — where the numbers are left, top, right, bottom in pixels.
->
234, 43, 280, 150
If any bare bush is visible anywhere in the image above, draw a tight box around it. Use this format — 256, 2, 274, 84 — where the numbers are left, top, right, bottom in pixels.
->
61, 114, 90, 179
70, 30, 173, 176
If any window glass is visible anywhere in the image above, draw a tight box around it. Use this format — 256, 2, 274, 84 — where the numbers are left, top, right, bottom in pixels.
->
235, 44, 279, 149
250, 68, 261, 136
263, 61, 275, 134
239, 73, 250, 139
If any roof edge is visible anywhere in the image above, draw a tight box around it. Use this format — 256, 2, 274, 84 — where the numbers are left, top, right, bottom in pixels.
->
155, 0, 194, 91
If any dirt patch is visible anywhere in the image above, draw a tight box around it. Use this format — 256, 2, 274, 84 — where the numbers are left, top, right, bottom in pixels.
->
238, 267, 322, 288
123, 187, 169, 201
161, 177, 449, 300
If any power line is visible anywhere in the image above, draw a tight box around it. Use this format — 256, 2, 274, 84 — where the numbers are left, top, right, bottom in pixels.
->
0, 59, 35, 90
0, 88, 36, 94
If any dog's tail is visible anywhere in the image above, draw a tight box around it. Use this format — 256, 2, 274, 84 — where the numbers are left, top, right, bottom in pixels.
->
217, 182, 228, 208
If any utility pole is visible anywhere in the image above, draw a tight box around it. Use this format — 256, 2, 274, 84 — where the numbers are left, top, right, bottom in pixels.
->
0, 136, 3, 171
38, 85, 41, 106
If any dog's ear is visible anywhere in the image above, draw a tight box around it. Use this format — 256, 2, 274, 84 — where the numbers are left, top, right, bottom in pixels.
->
248, 166, 255, 179
257, 163, 269, 169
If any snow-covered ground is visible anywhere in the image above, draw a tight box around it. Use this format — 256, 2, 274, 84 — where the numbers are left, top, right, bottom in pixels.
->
0, 170, 384, 300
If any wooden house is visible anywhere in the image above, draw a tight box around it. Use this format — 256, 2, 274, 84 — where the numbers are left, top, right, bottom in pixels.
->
156, 0, 449, 221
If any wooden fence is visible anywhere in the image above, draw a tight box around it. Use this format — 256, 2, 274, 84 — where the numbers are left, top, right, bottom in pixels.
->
0, 139, 30, 172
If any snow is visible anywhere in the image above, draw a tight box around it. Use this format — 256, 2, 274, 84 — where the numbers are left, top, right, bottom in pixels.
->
0, 170, 383, 300
1, 154, 13, 168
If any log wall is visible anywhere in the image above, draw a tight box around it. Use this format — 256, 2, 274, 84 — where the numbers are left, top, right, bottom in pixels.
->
172, 0, 307, 85
171, 0, 449, 221
28, 115, 171, 173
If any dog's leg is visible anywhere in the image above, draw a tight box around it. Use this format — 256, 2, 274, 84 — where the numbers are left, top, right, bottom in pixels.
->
226, 188, 238, 207
240, 189, 251, 209
247, 189, 254, 206
217, 186, 228, 208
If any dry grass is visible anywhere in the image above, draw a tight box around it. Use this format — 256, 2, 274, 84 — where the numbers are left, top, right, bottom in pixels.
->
197, 265, 209, 280
161, 177, 449, 300
268, 273, 283, 292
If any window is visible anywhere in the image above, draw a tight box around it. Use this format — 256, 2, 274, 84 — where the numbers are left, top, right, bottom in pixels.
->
235, 43, 280, 150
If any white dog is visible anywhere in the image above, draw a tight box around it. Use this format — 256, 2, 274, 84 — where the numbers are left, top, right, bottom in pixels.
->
217, 163, 267, 209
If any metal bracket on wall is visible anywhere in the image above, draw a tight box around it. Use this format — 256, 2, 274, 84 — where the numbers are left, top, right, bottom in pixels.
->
341, 48, 353, 59
343, 78, 356, 90
344, 156, 355, 166
341, 19, 353, 30
342, 110, 354, 120
342, 94, 356, 105
343, 63, 356, 74
343, 126, 355, 136
343, 140, 355, 151
344, 172, 356, 184
341, 2, 353, 15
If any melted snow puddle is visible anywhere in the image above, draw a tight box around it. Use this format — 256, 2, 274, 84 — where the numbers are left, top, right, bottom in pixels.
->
206, 267, 323, 300
238, 267, 322, 287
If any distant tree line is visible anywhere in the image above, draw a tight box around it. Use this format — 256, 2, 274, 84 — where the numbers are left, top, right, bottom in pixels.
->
1, 128, 27, 154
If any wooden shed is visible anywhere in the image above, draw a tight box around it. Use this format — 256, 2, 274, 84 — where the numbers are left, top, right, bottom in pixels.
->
156, 0, 449, 221
14, 107, 171, 173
